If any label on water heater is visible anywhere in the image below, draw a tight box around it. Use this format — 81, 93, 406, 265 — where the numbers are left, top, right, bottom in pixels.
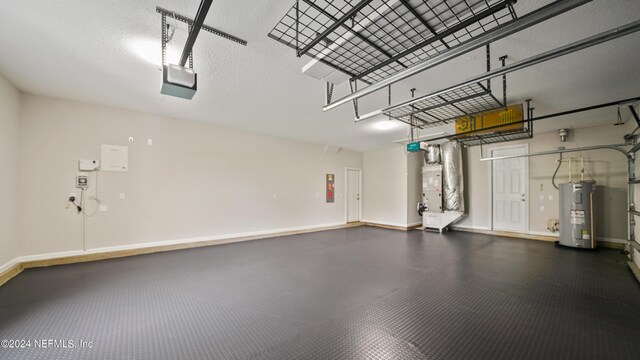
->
570, 210, 585, 225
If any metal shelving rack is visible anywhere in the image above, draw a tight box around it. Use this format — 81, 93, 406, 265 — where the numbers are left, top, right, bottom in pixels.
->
455, 122, 533, 146
268, 0, 518, 85
383, 82, 502, 128
269, 0, 537, 148
454, 99, 534, 147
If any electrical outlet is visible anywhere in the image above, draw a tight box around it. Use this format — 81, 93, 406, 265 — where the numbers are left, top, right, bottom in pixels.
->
99, 204, 108, 212
119, 193, 126, 200
148, 139, 153, 145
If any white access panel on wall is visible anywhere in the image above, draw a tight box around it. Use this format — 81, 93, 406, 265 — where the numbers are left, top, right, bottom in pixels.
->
100, 145, 129, 172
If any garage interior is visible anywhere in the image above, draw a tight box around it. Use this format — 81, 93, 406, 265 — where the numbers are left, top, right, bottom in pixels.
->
0, 0, 639, 359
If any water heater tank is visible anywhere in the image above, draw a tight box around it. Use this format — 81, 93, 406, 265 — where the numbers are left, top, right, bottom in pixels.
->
558, 181, 596, 249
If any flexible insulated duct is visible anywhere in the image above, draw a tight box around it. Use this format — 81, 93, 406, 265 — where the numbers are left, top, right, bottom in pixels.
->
441, 141, 465, 212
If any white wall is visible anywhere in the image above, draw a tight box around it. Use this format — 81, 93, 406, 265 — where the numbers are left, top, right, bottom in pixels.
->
15, 94, 362, 257
459, 123, 632, 242
362, 147, 422, 227
363, 147, 407, 226
0, 75, 20, 268
407, 152, 423, 226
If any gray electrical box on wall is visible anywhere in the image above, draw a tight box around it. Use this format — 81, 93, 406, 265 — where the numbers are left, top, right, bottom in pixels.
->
559, 181, 596, 249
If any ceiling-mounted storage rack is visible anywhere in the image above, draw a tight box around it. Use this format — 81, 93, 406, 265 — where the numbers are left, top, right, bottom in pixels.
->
268, 0, 518, 84
454, 121, 533, 146
454, 99, 534, 147
383, 82, 502, 128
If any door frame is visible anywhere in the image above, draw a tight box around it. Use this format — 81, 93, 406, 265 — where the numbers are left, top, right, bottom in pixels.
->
344, 167, 363, 223
488, 143, 529, 233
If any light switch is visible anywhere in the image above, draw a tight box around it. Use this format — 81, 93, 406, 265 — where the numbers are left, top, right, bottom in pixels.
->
540, 206, 545, 211
148, 139, 153, 145
548, 195, 554, 201
119, 193, 126, 200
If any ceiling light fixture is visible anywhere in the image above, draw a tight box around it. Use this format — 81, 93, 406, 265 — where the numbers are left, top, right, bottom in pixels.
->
128, 38, 181, 66
372, 120, 400, 131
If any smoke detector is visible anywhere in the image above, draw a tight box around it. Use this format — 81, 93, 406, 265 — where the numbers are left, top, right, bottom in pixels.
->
558, 128, 570, 142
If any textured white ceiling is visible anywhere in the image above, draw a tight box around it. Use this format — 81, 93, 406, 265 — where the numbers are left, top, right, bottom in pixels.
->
0, 0, 639, 151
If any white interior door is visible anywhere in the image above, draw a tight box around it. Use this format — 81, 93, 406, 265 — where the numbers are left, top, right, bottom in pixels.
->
492, 146, 528, 232
347, 169, 361, 222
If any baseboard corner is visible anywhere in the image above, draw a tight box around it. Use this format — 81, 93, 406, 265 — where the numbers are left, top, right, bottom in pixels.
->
0, 261, 22, 287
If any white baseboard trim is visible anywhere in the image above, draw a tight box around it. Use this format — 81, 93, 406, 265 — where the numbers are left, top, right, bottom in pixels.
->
2, 221, 349, 279
451, 225, 628, 248
597, 237, 627, 244
0, 258, 19, 276
449, 224, 491, 231
527, 230, 559, 238
81, 221, 347, 256
450, 225, 556, 241
361, 219, 405, 228
362, 219, 421, 229
16, 250, 86, 264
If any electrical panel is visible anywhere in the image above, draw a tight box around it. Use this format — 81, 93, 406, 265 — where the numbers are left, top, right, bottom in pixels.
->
100, 144, 129, 172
